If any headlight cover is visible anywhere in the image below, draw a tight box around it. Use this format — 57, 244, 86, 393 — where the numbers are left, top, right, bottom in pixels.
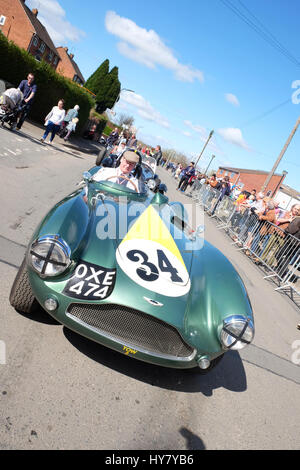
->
29, 235, 71, 277
220, 315, 254, 350
147, 178, 157, 190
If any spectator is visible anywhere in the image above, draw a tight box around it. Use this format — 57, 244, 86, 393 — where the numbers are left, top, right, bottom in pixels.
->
207, 174, 220, 190
177, 162, 196, 192
107, 128, 119, 147
174, 164, 183, 179
153, 145, 162, 165
260, 204, 299, 265
127, 134, 137, 148
243, 193, 266, 251
16, 72, 37, 130
41, 99, 65, 144
250, 200, 277, 258
275, 205, 300, 278
210, 176, 231, 215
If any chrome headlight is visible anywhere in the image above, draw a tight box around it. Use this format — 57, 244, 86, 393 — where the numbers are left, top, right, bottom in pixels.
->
147, 178, 157, 190
29, 235, 71, 277
220, 315, 254, 350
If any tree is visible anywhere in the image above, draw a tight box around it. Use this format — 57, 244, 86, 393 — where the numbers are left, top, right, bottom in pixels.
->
95, 66, 121, 114
117, 113, 135, 128
85, 59, 109, 95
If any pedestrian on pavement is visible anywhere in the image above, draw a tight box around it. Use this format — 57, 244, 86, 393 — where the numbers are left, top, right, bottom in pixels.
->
16, 72, 37, 130
41, 99, 66, 144
58, 104, 79, 137
64, 117, 79, 141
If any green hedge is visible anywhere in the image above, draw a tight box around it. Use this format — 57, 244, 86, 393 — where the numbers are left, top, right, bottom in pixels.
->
0, 32, 94, 134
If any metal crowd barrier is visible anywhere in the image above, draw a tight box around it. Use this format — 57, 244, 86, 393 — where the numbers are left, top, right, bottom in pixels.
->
194, 185, 300, 298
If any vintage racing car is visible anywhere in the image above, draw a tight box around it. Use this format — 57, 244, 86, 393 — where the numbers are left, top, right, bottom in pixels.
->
10, 154, 254, 371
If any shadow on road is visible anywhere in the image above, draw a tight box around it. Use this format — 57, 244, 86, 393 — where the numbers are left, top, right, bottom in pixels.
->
0, 125, 89, 160
63, 327, 247, 395
15, 306, 61, 325
179, 427, 206, 450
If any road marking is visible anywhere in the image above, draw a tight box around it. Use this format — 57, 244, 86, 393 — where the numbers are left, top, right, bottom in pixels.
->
5, 148, 17, 156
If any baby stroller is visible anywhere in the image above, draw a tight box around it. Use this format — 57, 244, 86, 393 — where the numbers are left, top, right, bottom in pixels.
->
0, 88, 24, 131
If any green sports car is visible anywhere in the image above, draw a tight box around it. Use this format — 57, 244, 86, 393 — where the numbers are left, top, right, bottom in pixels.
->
10, 159, 254, 371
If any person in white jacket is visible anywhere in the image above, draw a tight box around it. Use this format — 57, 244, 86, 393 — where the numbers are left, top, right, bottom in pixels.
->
41, 99, 66, 143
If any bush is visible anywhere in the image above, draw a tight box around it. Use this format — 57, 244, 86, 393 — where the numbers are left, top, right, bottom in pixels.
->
103, 125, 113, 136
0, 32, 93, 134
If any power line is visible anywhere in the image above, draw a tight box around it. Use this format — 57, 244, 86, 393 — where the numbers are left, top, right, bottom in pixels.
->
239, 98, 291, 128
237, 0, 299, 64
220, 0, 300, 67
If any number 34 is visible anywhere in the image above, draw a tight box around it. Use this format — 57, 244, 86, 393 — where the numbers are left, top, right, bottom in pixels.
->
126, 249, 183, 283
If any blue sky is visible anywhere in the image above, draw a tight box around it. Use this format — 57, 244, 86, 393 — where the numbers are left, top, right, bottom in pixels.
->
27, 0, 300, 190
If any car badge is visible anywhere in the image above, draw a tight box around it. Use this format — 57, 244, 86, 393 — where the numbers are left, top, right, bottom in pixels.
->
143, 297, 164, 307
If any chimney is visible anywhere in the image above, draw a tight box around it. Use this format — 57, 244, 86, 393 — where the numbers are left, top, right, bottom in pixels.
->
64, 47, 68, 52
32, 8, 38, 17
69, 53, 74, 60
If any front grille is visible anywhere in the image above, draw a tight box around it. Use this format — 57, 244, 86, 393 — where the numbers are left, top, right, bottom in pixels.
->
66, 303, 194, 360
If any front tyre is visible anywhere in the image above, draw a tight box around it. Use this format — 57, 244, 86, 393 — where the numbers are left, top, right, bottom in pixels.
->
96, 148, 107, 166
9, 257, 39, 314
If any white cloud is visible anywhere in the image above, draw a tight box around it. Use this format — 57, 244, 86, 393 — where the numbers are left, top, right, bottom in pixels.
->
119, 90, 170, 129
184, 120, 207, 138
105, 11, 204, 83
225, 93, 240, 107
27, 0, 85, 44
218, 127, 250, 150
182, 131, 192, 137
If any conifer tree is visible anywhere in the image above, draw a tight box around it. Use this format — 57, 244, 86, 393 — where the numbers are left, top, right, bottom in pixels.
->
85, 61, 121, 114
85, 59, 110, 95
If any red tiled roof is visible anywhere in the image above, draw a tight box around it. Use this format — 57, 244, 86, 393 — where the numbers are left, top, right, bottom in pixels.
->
20, 1, 57, 54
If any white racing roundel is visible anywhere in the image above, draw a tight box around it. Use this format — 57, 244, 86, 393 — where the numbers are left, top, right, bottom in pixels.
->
116, 205, 191, 297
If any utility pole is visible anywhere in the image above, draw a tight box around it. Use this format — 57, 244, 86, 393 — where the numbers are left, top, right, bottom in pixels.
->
194, 130, 214, 168
204, 155, 215, 175
261, 116, 300, 193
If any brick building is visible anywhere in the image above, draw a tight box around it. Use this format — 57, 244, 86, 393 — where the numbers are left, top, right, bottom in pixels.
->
0, 0, 60, 69
216, 166, 287, 197
56, 47, 85, 85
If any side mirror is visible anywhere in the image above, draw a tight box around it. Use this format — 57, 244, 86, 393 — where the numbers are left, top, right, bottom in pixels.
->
83, 171, 92, 182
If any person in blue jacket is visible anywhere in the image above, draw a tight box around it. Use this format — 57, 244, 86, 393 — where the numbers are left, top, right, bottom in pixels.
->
16, 73, 37, 130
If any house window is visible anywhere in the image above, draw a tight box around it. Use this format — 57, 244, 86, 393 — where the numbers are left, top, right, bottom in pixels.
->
33, 36, 39, 47
48, 51, 53, 62
53, 56, 58, 66
230, 172, 235, 179
39, 42, 45, 53
219, 170, 223, 175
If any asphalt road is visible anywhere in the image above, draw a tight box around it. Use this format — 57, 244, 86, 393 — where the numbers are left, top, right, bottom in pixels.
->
0, 122, 300, 450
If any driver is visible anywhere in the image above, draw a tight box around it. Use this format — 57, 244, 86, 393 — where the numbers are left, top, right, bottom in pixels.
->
92, 150, 141, 192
